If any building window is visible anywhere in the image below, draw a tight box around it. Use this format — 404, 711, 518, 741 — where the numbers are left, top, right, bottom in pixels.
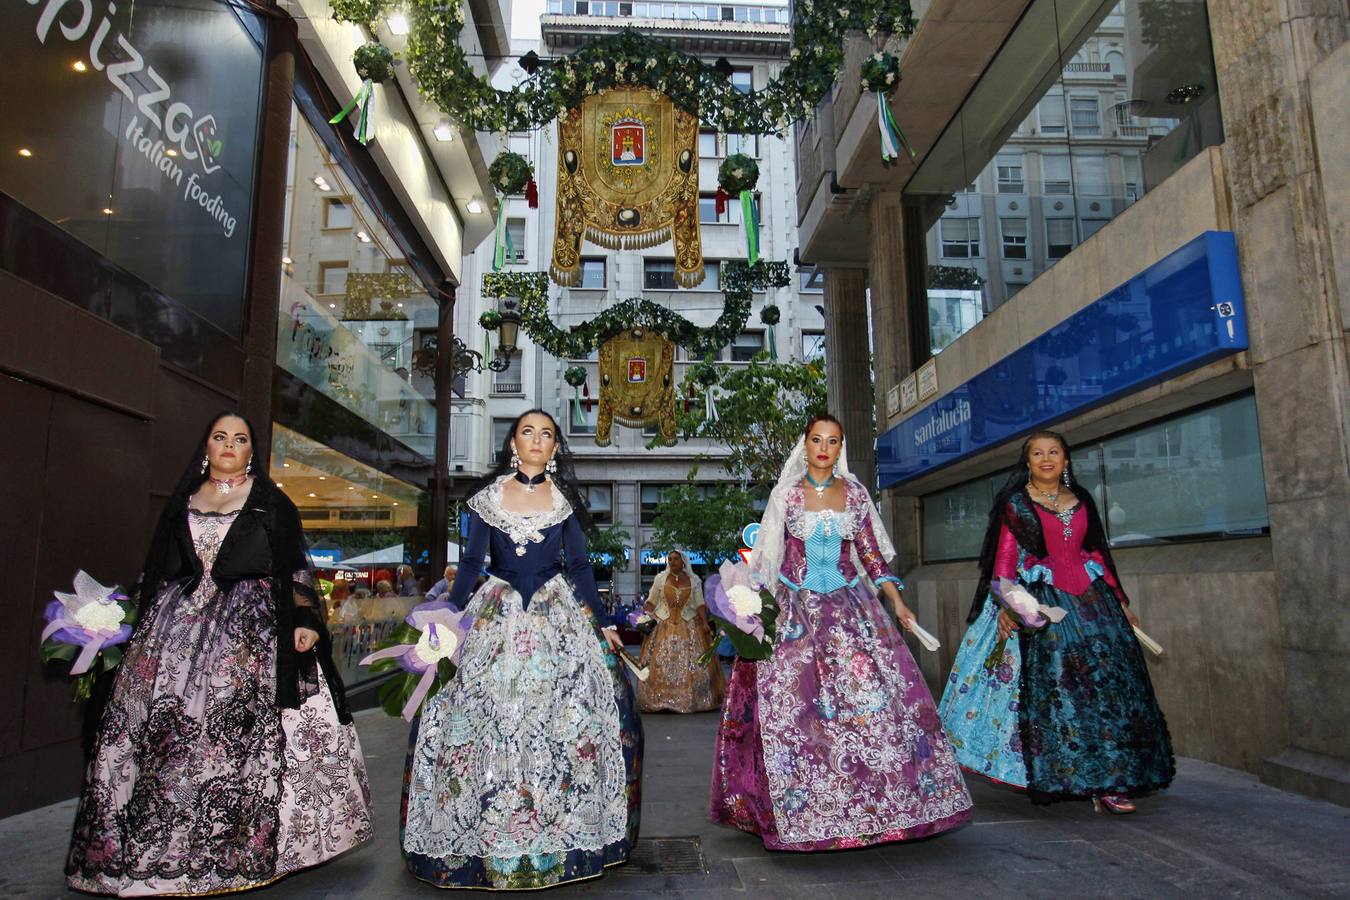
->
1073, 155, 1108, 195
319, 262, 349, 295
491, 351, 523, 395
644, 259, 678, 290
1000, 219, 1028, 259
799, 270, 824, 292
702, 192, 760, 225
1081, 218, 1110, 240
491, 417, 515, 451
640, 483, 677, 524
1038, 91, 1066, 135
583, 484, 613, 524
1070, 95, 1101, 136
939, 218, 981, 258
725, 132, 758, 157
505, 218, 526, 264
920, 395, 1270, 560
323, 198, 353, 229
802, 331, 826, 362
730, 331, 764, 362
1046, 219, 1075, 259
1123, 154, 1142, 202
730, 68, 753, 94
698, 130, 719, 158
569, 399, 597, 436
578, 257, 606, 289
700, 260, 721, 289
1042, 154, 1072, 194
996, 156, 1024, 194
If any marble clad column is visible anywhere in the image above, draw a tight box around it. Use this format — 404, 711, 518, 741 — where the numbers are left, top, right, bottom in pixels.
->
1208, 0, 1350, 802
821, 267, 876, 492
867, 191, 922, 573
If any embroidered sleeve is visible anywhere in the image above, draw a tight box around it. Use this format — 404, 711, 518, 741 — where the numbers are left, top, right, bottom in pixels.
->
447, 509, 491, 611
853, 510, 901, 588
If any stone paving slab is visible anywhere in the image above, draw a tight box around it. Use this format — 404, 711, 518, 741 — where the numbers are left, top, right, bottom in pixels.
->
3, 704, 1349, 898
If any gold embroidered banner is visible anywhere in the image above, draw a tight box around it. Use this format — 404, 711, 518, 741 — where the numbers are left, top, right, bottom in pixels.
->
596, 328, 677, 447
551, 88, 703, 288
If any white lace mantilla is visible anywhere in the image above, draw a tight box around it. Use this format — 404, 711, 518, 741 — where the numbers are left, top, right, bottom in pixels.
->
468, 477, 573, 550
403, 574, 627, 859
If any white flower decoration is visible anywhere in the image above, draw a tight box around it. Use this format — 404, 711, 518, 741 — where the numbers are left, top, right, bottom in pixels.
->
412, 624, 460, 666
72, 599, 126, 634
726, 585, 763, 619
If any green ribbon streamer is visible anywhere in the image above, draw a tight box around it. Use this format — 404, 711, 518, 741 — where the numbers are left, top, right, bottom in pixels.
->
491, 205, 509, 272
573, 386, 586, 426
740, 190, 759, 266
484, 331, 492, 364
877, 91, 916, 162
766, 326, 777, 361
330, 80, 374, 146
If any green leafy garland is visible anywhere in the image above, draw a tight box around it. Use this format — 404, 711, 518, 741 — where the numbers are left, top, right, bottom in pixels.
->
482, 261, 790, 359
330, 0, 917, 135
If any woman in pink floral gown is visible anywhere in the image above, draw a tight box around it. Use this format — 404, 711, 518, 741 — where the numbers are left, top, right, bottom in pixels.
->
710, 415, 972, 850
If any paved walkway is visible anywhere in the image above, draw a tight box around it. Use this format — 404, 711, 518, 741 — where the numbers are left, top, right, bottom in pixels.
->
4, 706, 1349, 898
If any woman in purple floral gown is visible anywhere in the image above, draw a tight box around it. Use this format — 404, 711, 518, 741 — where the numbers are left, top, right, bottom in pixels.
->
711, 415, 972, 850
65, 412, 372, 896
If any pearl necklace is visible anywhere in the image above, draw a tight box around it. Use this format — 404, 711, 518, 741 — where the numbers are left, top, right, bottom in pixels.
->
1028, 481, 1075, 539
804, 471, 835, 497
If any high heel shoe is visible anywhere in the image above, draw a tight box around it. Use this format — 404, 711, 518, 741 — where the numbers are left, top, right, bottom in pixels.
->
1092, 794, 1137, 815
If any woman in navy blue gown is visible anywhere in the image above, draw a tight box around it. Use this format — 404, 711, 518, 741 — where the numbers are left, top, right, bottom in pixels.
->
401, 410, 640, 890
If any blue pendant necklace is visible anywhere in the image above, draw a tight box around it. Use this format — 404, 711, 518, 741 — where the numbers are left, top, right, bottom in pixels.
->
804, 471, 836, 497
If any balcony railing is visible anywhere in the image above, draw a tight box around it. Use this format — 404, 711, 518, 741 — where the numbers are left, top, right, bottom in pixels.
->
1064, 62, 1111, 73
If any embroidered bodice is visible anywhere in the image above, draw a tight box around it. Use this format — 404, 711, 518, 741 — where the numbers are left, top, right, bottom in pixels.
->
187, 508, 240, 571
446, 477, 604, 622
777, 481, 902, 594
994, 502, 1121, 597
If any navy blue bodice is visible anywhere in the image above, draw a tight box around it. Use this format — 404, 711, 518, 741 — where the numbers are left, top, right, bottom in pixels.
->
446, 483, 604, 623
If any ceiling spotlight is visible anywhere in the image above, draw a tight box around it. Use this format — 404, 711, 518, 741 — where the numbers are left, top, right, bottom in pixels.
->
397, 301, 404, 307
307, 492, 317, 497
282, 256, 293, 264
466, 198, 484, 214
18, 148, 33, 158
283, 462, 291, 467
275, 482, 283, 487
392, 502, 399, 506
318, 475, 327, 480
328, 302, 337, 308
348, 486, 355, 490
386, 12, 410, 35
72, 60, 88, 72
102, 207, 114, 215
165, 148, 178, 157
1166, 83, 1206, 105
356, 230, 371, 242
433, 120, 454, 142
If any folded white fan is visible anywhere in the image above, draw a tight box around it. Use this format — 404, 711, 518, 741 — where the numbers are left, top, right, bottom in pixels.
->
996, 577, 1067, 627
1132, 626, 1164, 657
616, 648, 650, 681
909, 622, 941, 652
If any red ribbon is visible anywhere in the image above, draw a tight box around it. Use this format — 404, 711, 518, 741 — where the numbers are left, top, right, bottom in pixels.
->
526, 176, 538, 208
715, 186, 728, 215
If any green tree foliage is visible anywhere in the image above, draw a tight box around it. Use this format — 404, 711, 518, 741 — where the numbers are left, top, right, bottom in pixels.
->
586, 524, 632, 572
647, 483, 760, 569
672, 355, 829, 485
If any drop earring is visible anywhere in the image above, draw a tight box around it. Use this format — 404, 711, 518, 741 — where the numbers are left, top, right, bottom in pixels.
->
546, 456, 557, 475
510, 448, 521, 469
200, 455, 209, 474
246, 459, 253, 475
1062, 466, 1072, 487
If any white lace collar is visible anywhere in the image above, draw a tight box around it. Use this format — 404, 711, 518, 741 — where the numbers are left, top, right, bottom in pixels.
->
784, 480, 867, 541
467, 475, 573, 548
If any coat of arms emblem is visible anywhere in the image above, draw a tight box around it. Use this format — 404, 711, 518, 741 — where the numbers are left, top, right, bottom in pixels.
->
551, 88, 703, 287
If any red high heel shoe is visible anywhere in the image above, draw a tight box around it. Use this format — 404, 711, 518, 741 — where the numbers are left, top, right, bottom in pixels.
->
1092, 794, 1137, 814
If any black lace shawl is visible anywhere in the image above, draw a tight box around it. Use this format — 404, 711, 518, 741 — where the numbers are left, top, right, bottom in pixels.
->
135, 476, 351, 723
967, 482, 1123, 623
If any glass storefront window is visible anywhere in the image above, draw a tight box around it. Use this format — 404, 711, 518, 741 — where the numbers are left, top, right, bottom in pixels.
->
271, 423, 429, 686
909, 0, 1223, 358
920, 395, 1268, 561
6, 0, 266, 336
275, 104, 437, 459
